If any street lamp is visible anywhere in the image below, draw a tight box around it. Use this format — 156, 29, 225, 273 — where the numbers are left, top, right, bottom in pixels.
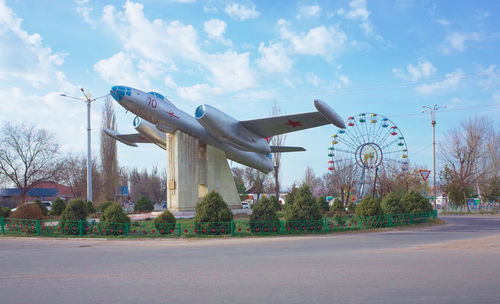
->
422, 104, 446, 210
60, 89, 107, 202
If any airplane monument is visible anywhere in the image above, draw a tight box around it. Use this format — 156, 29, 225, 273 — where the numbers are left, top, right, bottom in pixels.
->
106, 86, 345, 211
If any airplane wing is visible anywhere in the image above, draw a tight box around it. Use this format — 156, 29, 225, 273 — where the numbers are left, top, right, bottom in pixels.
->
270, 146, 306, 152
240, 100, 345, 138
103, 128, 151, 147
241, 112, 329, 137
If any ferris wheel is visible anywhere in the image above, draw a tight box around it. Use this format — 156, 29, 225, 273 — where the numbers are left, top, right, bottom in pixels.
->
327, 113, 409, 201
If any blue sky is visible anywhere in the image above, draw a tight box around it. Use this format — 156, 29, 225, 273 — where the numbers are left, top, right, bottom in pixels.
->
0, 0, 498, 189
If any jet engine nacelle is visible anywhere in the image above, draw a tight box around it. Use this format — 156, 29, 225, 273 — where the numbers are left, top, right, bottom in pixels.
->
133, 116, 166, 149
195, 104, 271, 154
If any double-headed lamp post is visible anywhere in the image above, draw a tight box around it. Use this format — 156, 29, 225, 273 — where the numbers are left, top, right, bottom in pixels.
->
60, 89, 106, 202
422, 104, 446, 210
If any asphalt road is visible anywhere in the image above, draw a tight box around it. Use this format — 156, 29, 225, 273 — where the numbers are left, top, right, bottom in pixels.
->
1, 215, 500, 304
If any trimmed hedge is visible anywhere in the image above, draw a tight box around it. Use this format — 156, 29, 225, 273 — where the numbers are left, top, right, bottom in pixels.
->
49, 197, 66, 216
134, 196, 154, 212
284, 184, 322, 223
154, 210, 177, 234
355, 195, 382, 217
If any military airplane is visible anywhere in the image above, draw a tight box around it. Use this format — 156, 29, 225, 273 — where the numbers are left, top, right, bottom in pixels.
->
106, 86, 345, 173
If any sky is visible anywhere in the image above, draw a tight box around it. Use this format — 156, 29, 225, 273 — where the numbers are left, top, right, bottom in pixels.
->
0, 0, 499, 190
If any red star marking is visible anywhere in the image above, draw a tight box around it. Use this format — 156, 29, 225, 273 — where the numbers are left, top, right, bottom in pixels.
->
163, 110, 179, 119
264, 136, 272, 143
285, 119, 302, 128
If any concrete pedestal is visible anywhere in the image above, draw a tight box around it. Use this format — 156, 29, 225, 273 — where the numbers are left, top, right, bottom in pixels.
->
166, 131, 241, 212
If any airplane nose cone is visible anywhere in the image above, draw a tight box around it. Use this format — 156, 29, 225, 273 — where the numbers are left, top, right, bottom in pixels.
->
110, 86, 124, 102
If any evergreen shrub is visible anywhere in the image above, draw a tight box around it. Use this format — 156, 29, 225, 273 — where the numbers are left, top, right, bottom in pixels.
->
100, 203, 131, 235
0, 206, 11, 218
269, 196, 282, 211
60, 198, 88, 235
331, 198, 345, 213
402, 191, 433, 213
347, 202, 357, 213
154, 210, 177, 234
97, 201, 114, 212
49, 197, 66, 216
355, 195, 382, 217
381, 192, 407, 215
134, 196, 154, 212
316, 196, 330, 212
194, 191, 233, 235
249, 197, 280, 233
284, 184, 322, 231
86, 201, 95, 215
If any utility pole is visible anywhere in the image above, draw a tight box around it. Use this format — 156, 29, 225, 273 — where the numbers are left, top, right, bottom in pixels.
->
60, 89, 107, 202
422, 104, 446, 210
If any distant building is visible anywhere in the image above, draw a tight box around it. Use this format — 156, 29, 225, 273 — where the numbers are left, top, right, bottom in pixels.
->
0, 181, 74, 207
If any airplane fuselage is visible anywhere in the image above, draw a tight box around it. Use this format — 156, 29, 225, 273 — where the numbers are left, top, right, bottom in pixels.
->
110, 86, 274, 173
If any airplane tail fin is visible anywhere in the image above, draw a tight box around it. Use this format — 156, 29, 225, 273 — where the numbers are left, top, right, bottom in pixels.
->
270, 146, 306, 153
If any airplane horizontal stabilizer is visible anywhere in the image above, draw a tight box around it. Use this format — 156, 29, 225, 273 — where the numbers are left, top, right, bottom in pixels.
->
103, 128, 143, 147
270, 146, 306, 152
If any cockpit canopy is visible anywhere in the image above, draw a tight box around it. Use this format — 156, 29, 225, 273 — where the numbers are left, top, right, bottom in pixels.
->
148, 92, 165, 100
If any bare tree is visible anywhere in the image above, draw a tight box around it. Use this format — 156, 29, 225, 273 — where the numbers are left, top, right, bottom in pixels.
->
100, 97, 119, 202
329, 161, 358, 203
57, 153, 102, 202
231, 166, 247, 194
302, 166, 323, 196
128, 167, 165, 203
243, 167, 269, 201
270, 99, 286, 200
0, 123, 60, 204
439, 117, 492, 211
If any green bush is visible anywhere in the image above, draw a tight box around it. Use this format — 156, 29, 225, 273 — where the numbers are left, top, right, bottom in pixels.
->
347, 202, 357, 213
154, 210, 177, 234
100, 203, 131, 224
99, 203, 130, 235
284, 184, 322, 223
250, 197, 280, 223
355, 195, 382, 217
330, 198, 345, 212
97, 201, 114, 212
0, 206, 11, 218
381, 191, 407, 215
60, 198, 87, 222
49, 197, 66, 216
34, 199, 48, 216
269, 196, 282, 211
134, 196, 154, 212
194, 191, 233, 235
9, 203, 45, 220
401, 191, 433, 213
86, 201, 95, 215
60, 198, 88, 235
316, 196, 329, 212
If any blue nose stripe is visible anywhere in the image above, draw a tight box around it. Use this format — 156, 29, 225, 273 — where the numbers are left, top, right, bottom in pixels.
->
110, 86, 124, 101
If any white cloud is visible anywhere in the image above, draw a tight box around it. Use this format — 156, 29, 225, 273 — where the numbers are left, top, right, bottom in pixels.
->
345, 0, 375, 36
93, 52, 151, 88
75, 0, 94, 25
416, 69, 464, 95
176, 83, 221, 102
0, 0, 71, 90
337, 74, 350, 86
99, 1, 255, 94
297, 5, 321, 18
434, 18, 450, 27
306, 72, 320, 86
393, 59, 436, 81
204, 18, 231, 45
278, 19, 346, 61
256, 42, 292, 74
224, 3, 260, 20
443, 32, 481, 53
204, 51, 256, 91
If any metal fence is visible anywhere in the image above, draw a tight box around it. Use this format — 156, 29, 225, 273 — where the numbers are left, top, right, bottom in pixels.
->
0, 210, 437, 238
